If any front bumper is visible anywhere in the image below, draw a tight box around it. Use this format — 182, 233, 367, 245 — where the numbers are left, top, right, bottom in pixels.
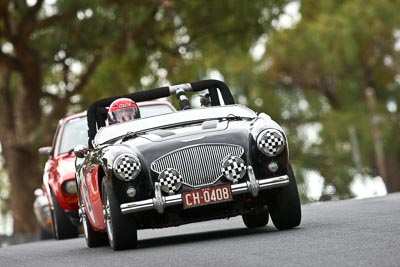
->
121, 166, 289, 215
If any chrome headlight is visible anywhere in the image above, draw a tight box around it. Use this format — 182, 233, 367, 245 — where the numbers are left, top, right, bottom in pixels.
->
158, 168, 182, 195
257, 129, 286, 156
221, 156, 246, 183
113, 154, 141, 181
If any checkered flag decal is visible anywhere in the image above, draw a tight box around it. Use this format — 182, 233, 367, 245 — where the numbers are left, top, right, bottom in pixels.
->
159, 168, 182, 195
221, 156, 246, 183
258, 130, 285, 156
115, 155, 140, 180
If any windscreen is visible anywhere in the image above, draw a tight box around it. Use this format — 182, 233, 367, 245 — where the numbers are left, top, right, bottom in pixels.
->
95, 104, 256, 146
139, 103, 175, 118
58, 116, 88, 154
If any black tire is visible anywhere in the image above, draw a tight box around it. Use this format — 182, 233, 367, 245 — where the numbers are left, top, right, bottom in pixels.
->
38, 224, 53, 240
242, 210, 269, 228
266, 163, 301, 230
51, 192, 79, 239
102, 178, 137, 250
78, 189, 108, 247
81, 209, 108, 247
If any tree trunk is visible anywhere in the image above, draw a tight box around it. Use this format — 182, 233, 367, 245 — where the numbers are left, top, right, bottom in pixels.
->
2, 145, 41, 233
386, 157, 400, 193
10, 80, 43, 234
365, 88, 390, 191
0, 63, 43, 234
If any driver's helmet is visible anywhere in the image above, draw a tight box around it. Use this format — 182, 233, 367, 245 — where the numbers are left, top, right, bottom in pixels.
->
107, 98, 140, 125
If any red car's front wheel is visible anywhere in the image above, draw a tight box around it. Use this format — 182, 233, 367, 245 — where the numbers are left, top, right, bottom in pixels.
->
50, 191, 78, 240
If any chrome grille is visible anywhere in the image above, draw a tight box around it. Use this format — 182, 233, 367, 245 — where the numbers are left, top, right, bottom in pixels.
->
151, 144, 244, 187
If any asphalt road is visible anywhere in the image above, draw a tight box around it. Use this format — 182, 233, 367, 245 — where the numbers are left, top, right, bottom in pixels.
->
1, 193, 399, 267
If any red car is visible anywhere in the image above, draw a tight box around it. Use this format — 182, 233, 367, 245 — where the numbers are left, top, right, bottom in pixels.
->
39, 111, 87, 239
37, 101, 175, 239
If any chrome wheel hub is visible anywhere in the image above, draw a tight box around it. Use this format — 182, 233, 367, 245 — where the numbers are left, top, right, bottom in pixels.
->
80, 205, 89, 239
103, 196, 113, 242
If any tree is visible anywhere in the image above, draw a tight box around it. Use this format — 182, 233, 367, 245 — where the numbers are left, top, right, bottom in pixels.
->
0, 0, 105, 235
0, 0, 290, 235
258, 0, 400, 197
0, 153, 11, 234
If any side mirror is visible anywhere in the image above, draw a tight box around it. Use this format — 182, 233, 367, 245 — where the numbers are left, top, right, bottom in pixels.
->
74, 144, 89, 158
38, 146, 52, 156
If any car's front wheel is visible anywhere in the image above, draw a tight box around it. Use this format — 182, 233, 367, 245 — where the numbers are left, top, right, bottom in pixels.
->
50, 191, 78, 240
77, 189, 108, 247
38, 224, 52, 240
266, 163, 301, 230
81, 208, 108, 247
242, 210, 269, 228
102, 178, 137, 250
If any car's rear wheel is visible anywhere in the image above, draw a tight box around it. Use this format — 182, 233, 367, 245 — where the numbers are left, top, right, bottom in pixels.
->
50, 191, 78, 239
102, 178, 137, 250
242, 210, 269, 228
266, 163, 301, 230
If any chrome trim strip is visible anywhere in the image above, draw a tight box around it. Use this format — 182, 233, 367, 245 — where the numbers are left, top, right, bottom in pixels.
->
169, 83, 192, 95
247, 166, 259, 197
120, 173, 289, 215
154, 182, 165, 214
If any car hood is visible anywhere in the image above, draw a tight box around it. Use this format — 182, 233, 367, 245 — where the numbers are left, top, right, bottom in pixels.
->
120, 120, 253, 168
55, 155, 76, 181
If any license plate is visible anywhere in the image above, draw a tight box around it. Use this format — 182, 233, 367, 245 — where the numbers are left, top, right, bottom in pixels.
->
182, 184, 232, 209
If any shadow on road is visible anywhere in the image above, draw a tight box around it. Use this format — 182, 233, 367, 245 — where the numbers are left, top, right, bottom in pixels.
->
137, 226, 300, 249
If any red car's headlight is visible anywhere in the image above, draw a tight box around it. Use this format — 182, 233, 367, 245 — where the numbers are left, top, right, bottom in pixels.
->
62, 180, 77, 194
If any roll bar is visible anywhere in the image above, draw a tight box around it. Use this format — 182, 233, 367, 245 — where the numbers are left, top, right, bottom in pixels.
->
87, 79, 235, 148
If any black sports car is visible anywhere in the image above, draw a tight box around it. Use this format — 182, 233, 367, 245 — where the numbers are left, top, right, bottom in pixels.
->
75, 79, 301, 250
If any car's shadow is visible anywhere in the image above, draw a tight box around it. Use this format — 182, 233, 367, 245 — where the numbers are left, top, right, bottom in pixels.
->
137, 225, 299, 249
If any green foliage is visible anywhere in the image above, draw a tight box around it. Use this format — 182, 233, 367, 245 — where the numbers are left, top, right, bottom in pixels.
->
4, 0, 398, 215
1, 0, 296, 231
67, 0, 294, 115
258, 0, 400, 198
